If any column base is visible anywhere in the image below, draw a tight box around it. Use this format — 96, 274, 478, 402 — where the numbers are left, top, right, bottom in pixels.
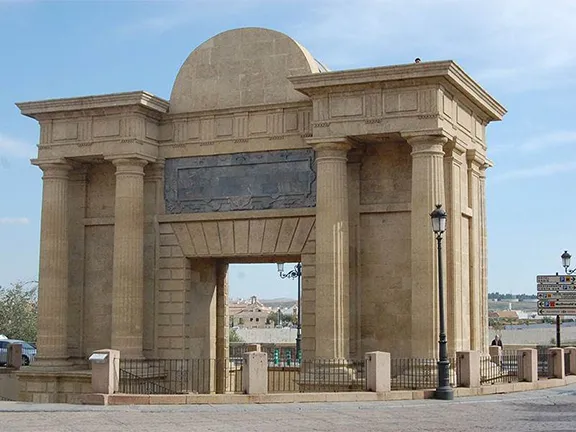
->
28, 357, 77, 371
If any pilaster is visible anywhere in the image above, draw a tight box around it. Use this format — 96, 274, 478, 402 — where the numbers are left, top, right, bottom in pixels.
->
443, 140, 467, 353
404, 133, 447, 358
466, 149, 486, 352
143, 160, 164, 355
33, 159, 73, 366
108, 156, 148, 358
308, 138, 351, 359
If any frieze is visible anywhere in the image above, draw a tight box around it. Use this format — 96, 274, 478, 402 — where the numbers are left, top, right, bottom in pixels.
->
165, 149, 316, 213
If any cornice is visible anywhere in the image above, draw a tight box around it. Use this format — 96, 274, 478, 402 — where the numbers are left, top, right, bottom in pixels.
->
16, 91, 170, 120
289, 60, 506, 122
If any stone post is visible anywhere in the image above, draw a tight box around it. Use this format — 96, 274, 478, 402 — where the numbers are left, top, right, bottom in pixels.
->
309, 139, 351, 359
564, 347, 576, 375
548, 347, 565, 379
517, 348, 538, 382
242, 351, 268, 394
89, 349, 120, 394
404, 133, 447, 358
109, 157, 148, 358
7, 343, 22, 369
456, 351, 480, 388
33, 160, 72, 366
365, 351, 390, 392
489, 345, 502, 366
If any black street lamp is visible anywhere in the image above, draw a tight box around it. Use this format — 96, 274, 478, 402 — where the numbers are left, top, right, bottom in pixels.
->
557, 250, 576, 347
277, 262, 302, 361
562, 251, 576, 274
430, 204, 454, 401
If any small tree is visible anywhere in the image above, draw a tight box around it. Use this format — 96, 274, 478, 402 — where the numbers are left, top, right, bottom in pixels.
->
229, 328, 243, 343
0, 282, 38, 342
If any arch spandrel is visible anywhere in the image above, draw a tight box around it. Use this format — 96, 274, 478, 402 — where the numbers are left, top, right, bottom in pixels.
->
169, 27, 327, 114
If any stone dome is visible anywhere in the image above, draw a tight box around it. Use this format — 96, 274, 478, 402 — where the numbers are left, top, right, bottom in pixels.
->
169, 27, 328, 114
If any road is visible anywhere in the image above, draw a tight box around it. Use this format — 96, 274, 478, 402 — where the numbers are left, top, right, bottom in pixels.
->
1, 385, 576, 431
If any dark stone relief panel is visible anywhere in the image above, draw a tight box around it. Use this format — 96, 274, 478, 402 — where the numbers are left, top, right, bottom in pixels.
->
165, 149, 316, 213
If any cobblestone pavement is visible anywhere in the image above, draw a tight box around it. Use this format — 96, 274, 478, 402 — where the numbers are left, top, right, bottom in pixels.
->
2, 385, 576, 432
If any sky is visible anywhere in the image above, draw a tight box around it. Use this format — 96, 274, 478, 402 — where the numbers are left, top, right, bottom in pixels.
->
1, 0, 575, 299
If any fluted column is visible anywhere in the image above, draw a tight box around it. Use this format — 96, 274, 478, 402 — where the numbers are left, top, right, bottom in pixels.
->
311, 140, 351, 359
35, 160, 72, 366
110, 157, 148, 358
405, 134, 447, 358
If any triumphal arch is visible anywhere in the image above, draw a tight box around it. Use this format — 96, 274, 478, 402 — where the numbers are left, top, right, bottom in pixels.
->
18, 28, 505, 369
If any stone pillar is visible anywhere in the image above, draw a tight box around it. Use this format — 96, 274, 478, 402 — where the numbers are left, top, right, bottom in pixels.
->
518, 348, 537, 382
489, 345, 502, 366
109, 157, 148, 358
34, 160, 72, 366
310, 139, 351, 359
404, 133, 447, 358
565, 347, 576, 375
548, 347, 565, 379
456, 350, 480, 387
242, 351, 268, 394
365, 351, 391, 392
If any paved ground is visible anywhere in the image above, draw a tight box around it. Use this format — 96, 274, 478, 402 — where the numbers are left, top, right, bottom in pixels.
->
2, 385, 576, 432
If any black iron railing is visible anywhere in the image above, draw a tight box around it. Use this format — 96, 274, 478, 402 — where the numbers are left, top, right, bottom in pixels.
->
536, 347, 549, 378
119, 358, 243, 394
480, 350, 518, 385
268, 359, 367, 393
390, 357, 456, 390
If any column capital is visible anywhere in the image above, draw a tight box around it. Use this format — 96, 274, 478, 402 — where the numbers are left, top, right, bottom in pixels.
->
466, 149, 493, 178
145, 159, 165, 181
106, 156, 149, 176
32, 159, 73, 179
403, 133, 449, 157
306, 138, 353, 152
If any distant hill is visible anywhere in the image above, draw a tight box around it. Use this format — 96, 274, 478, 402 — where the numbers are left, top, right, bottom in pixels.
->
260, 298, 296, 308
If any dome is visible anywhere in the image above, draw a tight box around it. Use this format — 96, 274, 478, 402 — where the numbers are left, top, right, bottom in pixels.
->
169, 27, 328, 114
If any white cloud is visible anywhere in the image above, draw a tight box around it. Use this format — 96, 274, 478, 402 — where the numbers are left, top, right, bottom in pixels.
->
0, 217, 30, 225
117, 0, 576, 91
0, 133, 36, 160
492, 160, 576, 182
490, 131, 576, 155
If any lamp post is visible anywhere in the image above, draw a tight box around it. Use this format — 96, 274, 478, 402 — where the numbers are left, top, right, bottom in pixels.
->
277, 262, 302, 361
558, 250, 576, 348
430, 204, 454, 401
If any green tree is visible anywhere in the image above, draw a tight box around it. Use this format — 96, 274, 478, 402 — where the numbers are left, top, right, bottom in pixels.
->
0, 282, 38, 342
229, 328, 243, 343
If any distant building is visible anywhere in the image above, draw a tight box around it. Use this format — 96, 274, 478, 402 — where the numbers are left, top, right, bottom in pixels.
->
229, 296, 272, 328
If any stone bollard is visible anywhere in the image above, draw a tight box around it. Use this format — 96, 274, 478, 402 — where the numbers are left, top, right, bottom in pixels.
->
456, 351, 480, 388
517, 349, 537, 382
489, 346, 502, 366
564, 347, 576, 375
242, 351, 268, 394
7, 343, 22, 369
89, 349, 120, 394
365, 351, 390, 392
548, 348, 565, 379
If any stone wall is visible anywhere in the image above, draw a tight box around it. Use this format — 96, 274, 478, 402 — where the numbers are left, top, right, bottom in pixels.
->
17, 371, 92, 404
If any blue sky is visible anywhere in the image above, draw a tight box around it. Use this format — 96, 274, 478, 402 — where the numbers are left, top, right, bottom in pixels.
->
1, 0, 575, 299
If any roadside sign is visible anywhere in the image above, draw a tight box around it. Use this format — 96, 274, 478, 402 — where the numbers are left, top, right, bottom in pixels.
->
537, 283, 576, 291
537, 275, 576, 284
538, 308, 576, 316
538, 292, 576, 299
538, 300, 576, 308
